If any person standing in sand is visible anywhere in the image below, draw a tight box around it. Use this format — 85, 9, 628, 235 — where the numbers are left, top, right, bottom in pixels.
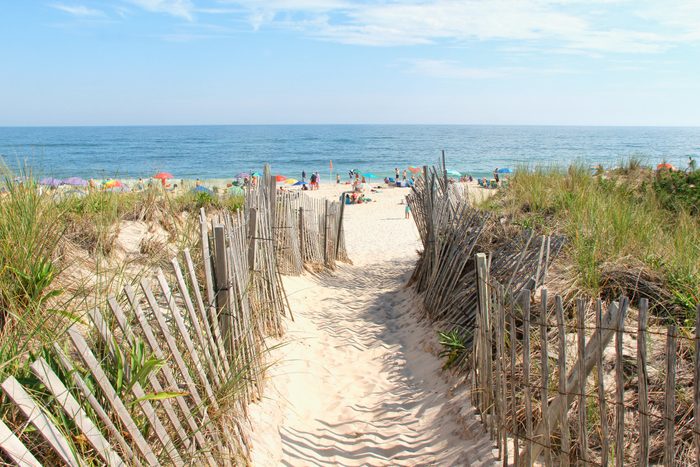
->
336, 173, 340, 184
402, 170, 407, 181
302, 170, 306, 182
493, 169, 500, 184
405, 199, 411, 219
395, 168, 399, 180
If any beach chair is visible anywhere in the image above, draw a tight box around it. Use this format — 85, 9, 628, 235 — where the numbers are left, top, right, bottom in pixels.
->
490, 179, 498, 189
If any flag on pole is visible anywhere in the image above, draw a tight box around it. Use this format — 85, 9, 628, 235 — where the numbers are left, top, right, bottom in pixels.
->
329, 160, 333, 170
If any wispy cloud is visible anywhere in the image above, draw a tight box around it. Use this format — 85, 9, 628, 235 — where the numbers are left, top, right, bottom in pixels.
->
50, 3, 105, 17
217, 0, 700, 54
128, 0, 195, 21
402, 59, 578, 79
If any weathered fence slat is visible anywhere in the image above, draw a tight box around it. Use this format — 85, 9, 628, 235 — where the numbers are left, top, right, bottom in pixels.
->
29, 358, 125, 467
540, 289, 551, 467
595, 299, 609, 466
1, 376, 82, 467
614, 299, 627, 467
0, 418, 42, 467
576, 299, 588, 464
67, 327, 161, 466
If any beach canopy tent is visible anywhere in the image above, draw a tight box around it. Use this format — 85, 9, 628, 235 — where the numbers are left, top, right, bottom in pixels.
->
39, 177, 62, 187
656, 162, 675, 170
235, 172, 250, 179
192, 185, 214, 194
275, 175, 286, 182
408, 166, 422, 173
153, 172, 174, 180
446, 169, 462, 177
62, 177, 87, 186
497, 168, 513, 174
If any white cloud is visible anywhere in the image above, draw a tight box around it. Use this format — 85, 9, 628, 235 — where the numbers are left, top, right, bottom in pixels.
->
217, 0, 700, 53
128, 0, 195, 20
50, 3, 105, 17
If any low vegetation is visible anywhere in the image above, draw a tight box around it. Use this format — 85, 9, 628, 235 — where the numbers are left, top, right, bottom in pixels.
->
482, 162, 699, 322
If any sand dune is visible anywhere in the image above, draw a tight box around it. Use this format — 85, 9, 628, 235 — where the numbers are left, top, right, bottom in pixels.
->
248, 182, 498, 466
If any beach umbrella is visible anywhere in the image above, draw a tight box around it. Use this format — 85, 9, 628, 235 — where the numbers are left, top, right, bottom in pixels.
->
251, 172, 261, 178
363, 173, 377, 179
656, 162, 675, 170
293, 181, 307, 186
235, 172, 250, 179
192, 185, 214, 194
62, 176, 87, 186
497, 168, 513, 174
153, 172, 174, 180
274, 175, 287, 182
104, 180, 123, 189
39, 177, 62, 187
285, 178, 298, 185
228, 186, 244, 196
408, 166, 422, 173
446, 169, 462, 177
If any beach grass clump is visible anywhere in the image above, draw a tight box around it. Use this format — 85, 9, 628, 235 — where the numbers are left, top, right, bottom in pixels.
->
484, 164, 699, 321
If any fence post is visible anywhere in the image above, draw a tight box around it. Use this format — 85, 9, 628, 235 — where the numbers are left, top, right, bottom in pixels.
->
213, 225, 230, 349
638, 298, 649, 467
664, 325, 677, 467
323, 199, 329, 265
298, 207, 305, 262
248, 208, 258, 271
475, 253, 490, 417
695, 303, 700, 464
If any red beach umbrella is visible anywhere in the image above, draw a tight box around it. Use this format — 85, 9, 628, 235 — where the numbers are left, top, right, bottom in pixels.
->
408, 166, 422, 174
275, 175, 287, 182
153, 172, 174, 180
656, 162, 674, 171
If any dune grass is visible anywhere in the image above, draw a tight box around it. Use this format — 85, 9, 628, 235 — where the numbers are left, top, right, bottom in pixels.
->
0, 175, 252, 462
483, 163, 699, 321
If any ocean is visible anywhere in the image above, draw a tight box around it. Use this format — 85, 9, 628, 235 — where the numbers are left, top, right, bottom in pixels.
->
0, 125, 698, 179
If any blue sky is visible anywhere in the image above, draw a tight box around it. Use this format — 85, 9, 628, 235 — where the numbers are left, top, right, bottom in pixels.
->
1, 1, 700, 126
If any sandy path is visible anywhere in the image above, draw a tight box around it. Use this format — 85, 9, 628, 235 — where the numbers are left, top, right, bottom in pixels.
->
248, 183, 497, 466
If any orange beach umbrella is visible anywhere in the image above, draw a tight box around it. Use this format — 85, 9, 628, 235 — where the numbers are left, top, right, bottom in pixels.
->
656, 162, 674, 171
275, 175, 287, 182
153, 172, 174, 180
408, 166, 422, 173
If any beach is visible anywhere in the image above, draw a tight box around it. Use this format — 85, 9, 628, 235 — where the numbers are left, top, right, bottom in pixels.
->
246, 181, 497, 466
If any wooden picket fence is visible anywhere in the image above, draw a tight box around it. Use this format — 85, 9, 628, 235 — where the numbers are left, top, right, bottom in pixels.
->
0, 165, 349, 466
473, 254, 700, 466
408, 160, 700, 465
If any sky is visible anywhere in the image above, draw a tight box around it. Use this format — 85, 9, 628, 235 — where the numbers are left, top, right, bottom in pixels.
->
1, 1, 700, 126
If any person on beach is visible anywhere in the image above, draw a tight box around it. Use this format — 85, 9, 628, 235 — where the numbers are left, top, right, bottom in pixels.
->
310, 172, 317, 190
402, 170, 407, 181
395, 168, 400, 180
405, 199, 411, 219
336, 173, 340, 184
302, 170, 306, 182
493, 169, 500, 184
689, 156, 697, 172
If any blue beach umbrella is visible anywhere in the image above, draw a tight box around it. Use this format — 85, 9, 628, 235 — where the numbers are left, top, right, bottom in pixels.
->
293, 181, 307, 186
497, 168, 512, 174
446, 169, 462, 177
363, 173, 377, 179
192, 185, 214, 194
